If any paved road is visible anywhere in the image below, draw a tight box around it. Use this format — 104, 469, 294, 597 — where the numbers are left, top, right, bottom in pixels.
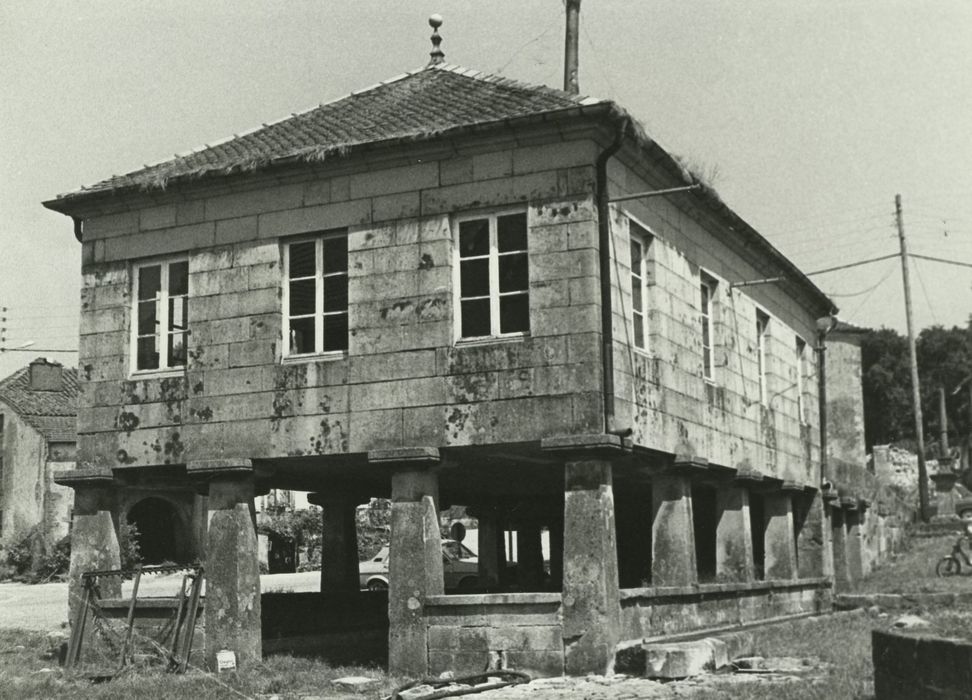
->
0, 571, 321, 632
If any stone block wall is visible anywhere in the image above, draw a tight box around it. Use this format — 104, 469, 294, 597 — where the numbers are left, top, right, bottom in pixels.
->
424, 593, 564, 677
873, 629, 972, 699
606, 160, 822, 486
74, 135, 606, 467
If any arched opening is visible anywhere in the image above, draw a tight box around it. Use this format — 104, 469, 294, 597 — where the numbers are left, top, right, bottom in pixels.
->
127, 497, 188, 565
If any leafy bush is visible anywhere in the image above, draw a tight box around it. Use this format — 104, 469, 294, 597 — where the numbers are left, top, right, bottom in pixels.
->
118, 519, 142, 570
0, 526, 70, 583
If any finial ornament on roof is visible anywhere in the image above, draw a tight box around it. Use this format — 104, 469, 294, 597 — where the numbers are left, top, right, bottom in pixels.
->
428, 14, 444, 66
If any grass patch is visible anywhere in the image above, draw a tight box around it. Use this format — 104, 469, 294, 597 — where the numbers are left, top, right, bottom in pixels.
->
854, 534, 972, 594
0, 629, 399, 700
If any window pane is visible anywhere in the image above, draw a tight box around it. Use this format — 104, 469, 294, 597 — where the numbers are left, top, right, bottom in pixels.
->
322, 274, 348, 313
138, 265, 161, 301
137, 300, 157, 335
168, 332, 187, 367
703, 346, 712, 378
497, 213, 527, 252
168, 261, 188, 296
322, 313, 348, 352
289, 317, 315, 354
289, 278, 317, 316
460, 298, 491, 338
459, 219, 489, 257
498, 253, 528, 293
169, 296, 188, 331
322, 235, 348, 274
137, 337, 159, 370
460, 259, 490, 297
499, 293, 529, 334
288, 241, 316, 278
630, 239, 642, 269
634, 312, 645, 348
702, 318, 710, 347
700, 283, 709, 312
631, 274, 643, 312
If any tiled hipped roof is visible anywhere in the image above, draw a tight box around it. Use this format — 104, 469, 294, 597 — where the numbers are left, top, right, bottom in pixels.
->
51, 65, 606, 200
0, 365, 79, 443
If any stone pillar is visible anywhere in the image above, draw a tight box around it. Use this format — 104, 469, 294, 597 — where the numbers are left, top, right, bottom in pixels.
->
372, 448, 443, 678
715, 486, 754, 582
845, 504, 864, 583
651, 472, 697, 586
872, 445, 892, 482
763, 492, 797, 580
190, 460, 261, 669
549, 514, 564, 589
561, 458, 620, 675
309, 492, 360, 593
516, 522, 544, 590
831, 506, 850, 589
795, 492, 832, 578
55, 469, 121, 625
476, 508, 502, 591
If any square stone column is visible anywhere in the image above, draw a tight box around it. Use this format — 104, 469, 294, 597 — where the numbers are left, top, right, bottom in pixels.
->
562, 458, 620, 675
371, 448, 443, 678
54, 469, 121, 625
795, 491, 833, 578
309, 491, 361, 593
831, 506, 850, 589
475, 507, 503, 591
542, 434, 626, 676
651, 471, 697, 586
516, 522, 544, 590
189, 460, 261, 670
844, 502, 864, 583
763, 491, 797, 580
715, 486, 754, 582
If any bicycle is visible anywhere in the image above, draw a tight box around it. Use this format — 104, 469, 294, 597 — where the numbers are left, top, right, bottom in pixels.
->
936, 532, 972, 577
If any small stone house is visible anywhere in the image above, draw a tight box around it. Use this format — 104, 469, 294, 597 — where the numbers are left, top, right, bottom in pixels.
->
44, 51, 877, 675
0, 359, 77, 546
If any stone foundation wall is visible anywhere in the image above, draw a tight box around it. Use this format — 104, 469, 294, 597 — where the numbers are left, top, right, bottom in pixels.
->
424, 593, 564, 677
620, 579, 831, 641
873, 629, 972, 699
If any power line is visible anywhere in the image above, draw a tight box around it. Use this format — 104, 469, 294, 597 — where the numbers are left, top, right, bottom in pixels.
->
912, 258, 938, 325
804, 253, 899, 276
910, 253, 972, 269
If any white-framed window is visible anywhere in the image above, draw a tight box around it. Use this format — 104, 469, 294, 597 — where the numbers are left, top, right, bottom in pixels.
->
795, 337, 809, 423
756, 310, 770, 405
132, 257, 188, 372
455, 210, 529, 340
629, 221, 652, 351
282, 230, 349, 356
700, 273, 717, 381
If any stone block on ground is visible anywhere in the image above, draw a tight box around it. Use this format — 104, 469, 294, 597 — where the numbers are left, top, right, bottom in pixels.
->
616, 631, 754, 679
331, 676, 380, 692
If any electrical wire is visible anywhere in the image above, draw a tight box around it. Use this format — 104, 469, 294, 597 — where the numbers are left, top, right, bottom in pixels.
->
844, 262, 898, 321
912, 258, 939, 326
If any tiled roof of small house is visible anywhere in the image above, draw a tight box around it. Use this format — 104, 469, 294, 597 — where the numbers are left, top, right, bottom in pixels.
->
0, 363, 78, 443
47, 65, 607, 201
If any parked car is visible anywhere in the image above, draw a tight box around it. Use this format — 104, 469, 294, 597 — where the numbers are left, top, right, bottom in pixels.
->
359, 539, 479, 591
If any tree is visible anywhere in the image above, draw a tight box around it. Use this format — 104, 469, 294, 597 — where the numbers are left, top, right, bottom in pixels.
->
860, 323, 972, 453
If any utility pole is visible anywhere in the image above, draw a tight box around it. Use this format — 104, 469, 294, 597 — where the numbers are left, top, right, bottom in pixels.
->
564, 0, 581, 94
939, 385, 949, 456
897, 194, 930, 521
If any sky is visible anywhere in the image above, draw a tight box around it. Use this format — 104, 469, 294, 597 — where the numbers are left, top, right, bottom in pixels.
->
2, 1, 971, 379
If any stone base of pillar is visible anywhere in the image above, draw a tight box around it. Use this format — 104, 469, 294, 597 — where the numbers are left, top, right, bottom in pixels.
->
715, 487, 754, 582
846, 509, 864, 583
388, 468, 443, 678
796, 492, 832, 578
562, 459, 620, 676
763, 493, 797, 580
651, 472, 697, 586
200, 469, 261, 669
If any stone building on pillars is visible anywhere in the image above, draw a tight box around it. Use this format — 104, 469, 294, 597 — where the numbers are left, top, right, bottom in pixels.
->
46, 48, 868, 676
